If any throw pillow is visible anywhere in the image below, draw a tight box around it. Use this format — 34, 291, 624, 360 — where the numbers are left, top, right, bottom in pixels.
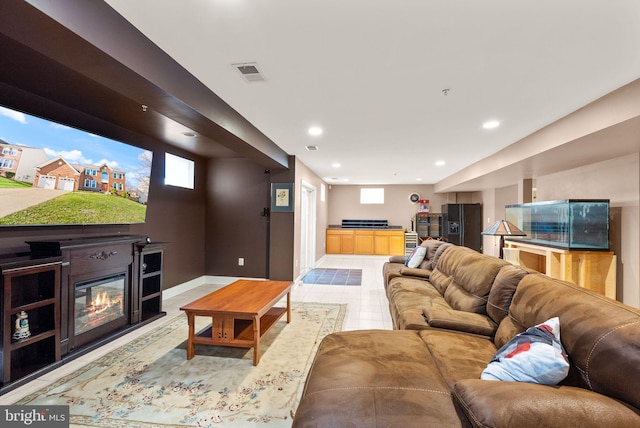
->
405, 246, 427, 268
480, 317, 569, 385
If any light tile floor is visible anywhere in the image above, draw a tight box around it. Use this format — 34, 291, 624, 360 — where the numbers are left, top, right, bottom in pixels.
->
0, 254, 391, 404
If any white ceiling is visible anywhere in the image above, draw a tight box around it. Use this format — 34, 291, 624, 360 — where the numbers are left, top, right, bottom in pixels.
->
104, 0, 640, 188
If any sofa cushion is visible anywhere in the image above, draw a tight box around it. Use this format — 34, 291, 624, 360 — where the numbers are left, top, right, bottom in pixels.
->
418, 330, 497, 389
453, 380, 640, 428
422, 305, 498, 337
389, 287, 447, 330
507, 273, 640, 410
486, 264, 530, 324
419, 239, 449, 270
405, 246, 427, 268
293, 330, 468, 428
481, 317, 569, 385
430, 246, 508, 313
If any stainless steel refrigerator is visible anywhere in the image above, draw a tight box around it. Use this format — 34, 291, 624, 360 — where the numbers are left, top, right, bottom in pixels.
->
441, 203, 482, 252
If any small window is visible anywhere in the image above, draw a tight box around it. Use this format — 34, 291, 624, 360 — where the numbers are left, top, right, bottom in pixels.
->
164, 153, 195, 189
360, 188, 384, 204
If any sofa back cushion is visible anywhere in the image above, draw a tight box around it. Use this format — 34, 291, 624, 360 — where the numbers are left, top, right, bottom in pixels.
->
503, 272, 640, 410
430, 246, 508, 314
417, 240, 449, 270
486, 264, 530, 324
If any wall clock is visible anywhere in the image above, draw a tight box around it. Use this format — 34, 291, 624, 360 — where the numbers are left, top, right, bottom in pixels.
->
409, 193, 420, 203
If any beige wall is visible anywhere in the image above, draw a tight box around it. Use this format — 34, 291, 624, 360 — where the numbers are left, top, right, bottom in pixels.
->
327, 184, 450, 233
535, 153, 640, 307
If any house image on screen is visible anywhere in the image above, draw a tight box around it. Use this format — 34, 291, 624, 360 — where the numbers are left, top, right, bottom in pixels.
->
0, 140, 49, 183
34, 156, 126, 194
75, 163, 126, 194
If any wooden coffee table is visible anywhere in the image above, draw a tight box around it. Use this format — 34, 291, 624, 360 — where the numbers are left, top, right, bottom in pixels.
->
179, 279, 293, 365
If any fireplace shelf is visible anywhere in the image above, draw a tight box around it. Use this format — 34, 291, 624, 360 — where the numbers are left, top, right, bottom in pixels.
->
136, 243, 166, 323
1, 257, 62, 387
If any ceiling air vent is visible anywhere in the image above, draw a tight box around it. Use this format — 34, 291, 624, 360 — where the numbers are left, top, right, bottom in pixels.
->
233, 62, 264, 82
305, 145, 319, 151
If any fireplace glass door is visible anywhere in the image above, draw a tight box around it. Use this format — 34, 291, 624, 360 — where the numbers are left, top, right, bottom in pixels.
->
74, 274, 126, 336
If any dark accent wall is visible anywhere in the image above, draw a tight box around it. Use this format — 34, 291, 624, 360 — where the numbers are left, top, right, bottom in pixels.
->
205, 157, 296, 281
269, 162, 296, 281
206, 158, 271, 278
0, 1, 297, 289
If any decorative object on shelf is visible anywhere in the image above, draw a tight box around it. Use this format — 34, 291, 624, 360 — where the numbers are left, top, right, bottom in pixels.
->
482, 220, 526, 258
271, 183, 294, 212
408, 193, 420, 203
418, 199, 430, 213
13, 310, 31, 340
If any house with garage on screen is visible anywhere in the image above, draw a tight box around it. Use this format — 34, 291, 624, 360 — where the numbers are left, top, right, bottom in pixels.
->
33, 156, 126, 194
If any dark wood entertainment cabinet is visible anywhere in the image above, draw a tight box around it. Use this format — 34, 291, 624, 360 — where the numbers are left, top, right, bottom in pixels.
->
0, 235, 166, 394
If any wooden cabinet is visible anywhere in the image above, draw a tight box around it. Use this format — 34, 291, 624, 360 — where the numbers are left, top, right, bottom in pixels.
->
326, 230, 355, 254
374, 230, 405, 256
327, 229, 404, 255
504, 240, 617, 299
1, 257, 62, 389
389, 233, 405, 256
355, 231, 374, 254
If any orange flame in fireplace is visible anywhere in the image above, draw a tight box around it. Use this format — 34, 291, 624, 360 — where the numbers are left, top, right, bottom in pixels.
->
91, 291, 122, 313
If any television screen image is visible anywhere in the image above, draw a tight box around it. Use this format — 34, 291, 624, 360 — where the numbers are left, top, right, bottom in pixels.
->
0, 105, 153, 226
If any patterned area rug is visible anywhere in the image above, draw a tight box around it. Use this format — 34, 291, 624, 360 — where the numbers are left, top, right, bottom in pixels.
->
15, 302, 346, 428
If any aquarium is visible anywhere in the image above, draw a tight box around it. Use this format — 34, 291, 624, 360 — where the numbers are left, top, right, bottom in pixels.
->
505, 200, 610, 250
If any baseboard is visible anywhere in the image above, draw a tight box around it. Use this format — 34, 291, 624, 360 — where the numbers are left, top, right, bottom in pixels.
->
162, 275, 270, 300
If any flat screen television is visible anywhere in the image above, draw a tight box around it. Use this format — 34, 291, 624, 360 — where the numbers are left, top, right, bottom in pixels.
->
0, 105, 153, 226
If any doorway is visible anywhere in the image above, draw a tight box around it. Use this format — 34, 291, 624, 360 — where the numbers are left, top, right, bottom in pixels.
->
300, 181, 317, 277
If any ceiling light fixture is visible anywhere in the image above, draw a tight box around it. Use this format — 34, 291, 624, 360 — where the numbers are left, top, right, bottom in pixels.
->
435, 160, 446, 167
305, 145, 319, 151
482, 120, 500, 129
332, 163, 341, 168
308, 126, 323, 136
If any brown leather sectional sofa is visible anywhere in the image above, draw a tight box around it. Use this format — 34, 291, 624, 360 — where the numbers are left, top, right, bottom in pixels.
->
293, 244, 640, 427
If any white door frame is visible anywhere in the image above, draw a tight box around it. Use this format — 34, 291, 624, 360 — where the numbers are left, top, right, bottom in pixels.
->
300, 180, 317, 276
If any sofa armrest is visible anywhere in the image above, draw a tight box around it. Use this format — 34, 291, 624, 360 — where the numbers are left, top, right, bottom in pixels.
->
453, 379, 640, 428
388, 255, 408, 263
399, 267, 432, 279
422, 306, 497, 337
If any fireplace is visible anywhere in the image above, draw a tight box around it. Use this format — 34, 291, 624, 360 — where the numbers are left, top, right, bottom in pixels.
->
74, 274, 127, 340
26, 235, 165, 358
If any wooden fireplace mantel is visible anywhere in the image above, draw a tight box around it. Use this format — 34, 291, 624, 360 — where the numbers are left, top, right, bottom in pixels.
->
0, 235, 166, 395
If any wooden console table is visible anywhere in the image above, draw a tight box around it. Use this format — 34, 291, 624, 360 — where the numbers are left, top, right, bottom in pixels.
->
180, 279, 292, 365
504, 240, 616, 299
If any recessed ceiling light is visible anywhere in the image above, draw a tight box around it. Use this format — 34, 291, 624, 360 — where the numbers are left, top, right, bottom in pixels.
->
416, 178, 423, 181
308, 126, 323, 136
435, 160, 446, 167
332, 163, 341, 168
482, 120, 500, 129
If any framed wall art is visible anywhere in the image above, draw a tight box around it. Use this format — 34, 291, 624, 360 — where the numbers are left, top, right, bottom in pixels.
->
271, 183, 294, 212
